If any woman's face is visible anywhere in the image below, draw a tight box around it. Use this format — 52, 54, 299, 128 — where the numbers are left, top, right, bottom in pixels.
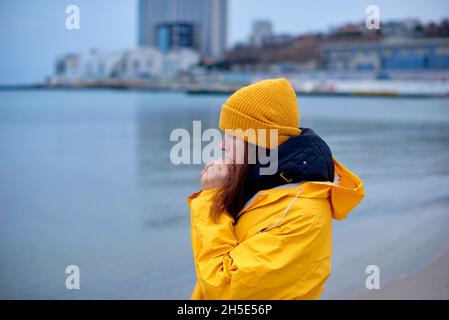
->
220, 133, 246, 164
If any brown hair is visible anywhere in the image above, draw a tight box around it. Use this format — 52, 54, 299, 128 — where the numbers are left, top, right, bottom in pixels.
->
210, 141, 256, 224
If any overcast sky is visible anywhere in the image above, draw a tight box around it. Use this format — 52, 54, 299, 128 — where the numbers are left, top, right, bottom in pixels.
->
0, 0, 447, 84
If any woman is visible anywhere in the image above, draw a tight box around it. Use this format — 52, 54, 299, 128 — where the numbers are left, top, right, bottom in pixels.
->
188, 78, 365, 299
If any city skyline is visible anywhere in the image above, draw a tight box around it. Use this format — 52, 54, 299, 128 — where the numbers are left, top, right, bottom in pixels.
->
0, 0, 448, 84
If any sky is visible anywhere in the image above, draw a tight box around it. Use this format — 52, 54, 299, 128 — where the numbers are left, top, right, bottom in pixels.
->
0, 0, 448, 84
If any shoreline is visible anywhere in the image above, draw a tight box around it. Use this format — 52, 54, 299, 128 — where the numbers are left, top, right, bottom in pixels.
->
0, 84, 448, 99
350, 248, 449, 300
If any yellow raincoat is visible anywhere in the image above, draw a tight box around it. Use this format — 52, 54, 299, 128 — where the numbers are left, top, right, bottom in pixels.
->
188, 157, 365, 299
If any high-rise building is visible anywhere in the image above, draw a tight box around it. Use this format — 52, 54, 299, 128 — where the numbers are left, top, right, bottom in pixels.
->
156, 22, 195, 54
138, 0, 228, 60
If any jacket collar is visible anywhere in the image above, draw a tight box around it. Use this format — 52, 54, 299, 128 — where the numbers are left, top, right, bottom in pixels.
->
237, 157, 364, 221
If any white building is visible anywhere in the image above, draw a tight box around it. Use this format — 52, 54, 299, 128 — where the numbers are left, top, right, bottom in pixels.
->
162, 48, 200, 76
55, 54, 82, 79
54, 47, 200, 80
121, 47, 199, 78
81, 50, 123, 79
120, 47, 164, 79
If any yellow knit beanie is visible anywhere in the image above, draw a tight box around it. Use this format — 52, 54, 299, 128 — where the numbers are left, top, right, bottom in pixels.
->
219, 78, 301, 149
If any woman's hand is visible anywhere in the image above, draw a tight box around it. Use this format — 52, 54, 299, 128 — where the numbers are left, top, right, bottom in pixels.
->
200, 158, 235, 190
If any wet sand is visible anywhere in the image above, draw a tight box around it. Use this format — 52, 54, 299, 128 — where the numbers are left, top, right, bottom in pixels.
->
351, 249, 449, 300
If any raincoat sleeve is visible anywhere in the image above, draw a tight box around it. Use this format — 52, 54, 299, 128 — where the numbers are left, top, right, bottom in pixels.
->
188, 188, 330, 300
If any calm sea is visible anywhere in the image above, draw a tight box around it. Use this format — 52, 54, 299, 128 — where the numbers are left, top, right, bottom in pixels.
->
0, 89, 448, 299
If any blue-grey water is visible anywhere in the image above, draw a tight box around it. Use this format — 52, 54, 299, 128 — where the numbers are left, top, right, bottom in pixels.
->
0, 89, 448, 299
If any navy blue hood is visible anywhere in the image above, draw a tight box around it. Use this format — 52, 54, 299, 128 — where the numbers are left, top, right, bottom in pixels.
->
242, 127, 334, 205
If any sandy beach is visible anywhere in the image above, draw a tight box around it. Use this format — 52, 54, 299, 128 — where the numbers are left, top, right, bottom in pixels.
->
351, 249, 449, 300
